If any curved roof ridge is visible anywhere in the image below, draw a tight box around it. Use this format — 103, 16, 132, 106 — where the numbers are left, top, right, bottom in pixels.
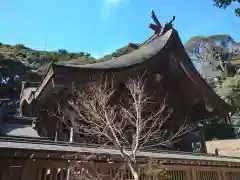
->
55, 30, 172, 70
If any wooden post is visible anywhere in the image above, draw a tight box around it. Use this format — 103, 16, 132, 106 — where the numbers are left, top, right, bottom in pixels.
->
53, 168, 58, 180
200, 128, 207, 153
43, 169, 48, 180
221, 168, 227, 180
59, 169, 64, 180
55, 120, 59, 141
191, 167, 198, 180
55, 131, 58, 141
37, 168, 42, 180
66, 169, 70, 180
69, 127, 74, 143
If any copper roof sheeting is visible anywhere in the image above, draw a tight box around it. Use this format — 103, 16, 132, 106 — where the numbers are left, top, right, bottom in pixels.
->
20, 28, 234, 117
59, 30, 171, 70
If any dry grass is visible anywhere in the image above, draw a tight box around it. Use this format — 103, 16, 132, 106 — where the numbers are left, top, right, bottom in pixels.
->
206, 139, 240, 157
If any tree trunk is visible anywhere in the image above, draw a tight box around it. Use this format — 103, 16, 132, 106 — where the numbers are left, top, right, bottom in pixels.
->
127, 161, 139, 180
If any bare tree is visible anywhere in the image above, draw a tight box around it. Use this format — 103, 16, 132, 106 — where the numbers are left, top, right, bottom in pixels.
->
69, 161, 127, 180
186, 39, 212, 64
57, 74, 190, 180
186, 39, 231, 72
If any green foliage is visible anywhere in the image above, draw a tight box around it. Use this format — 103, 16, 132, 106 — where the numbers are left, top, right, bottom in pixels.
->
114, 45, 136, 57
14, 44, 27, 50
215, 74, 240, 107
208, 34, 233, 40
233, 55, 240, 61
0, 53, 4, 60
0, 43, 97, 69
138, 161, 169, 179
185, 34, 233, 47
236, 8, 240, 15
58, 49, 68, 54
213, 0, 240, 16
0, 43, 97, 99
185, 36, 208, 45
98, 44, 139, 62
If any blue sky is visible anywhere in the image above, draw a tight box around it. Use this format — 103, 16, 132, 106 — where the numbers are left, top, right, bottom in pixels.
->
0, 0, 239, 58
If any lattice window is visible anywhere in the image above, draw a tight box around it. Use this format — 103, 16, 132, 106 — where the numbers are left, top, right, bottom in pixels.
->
140, 169, 187, 180
36, 168, 67, 180
166, 170, 188, 180
226, 172, 240, 180
198, 171, 218, 180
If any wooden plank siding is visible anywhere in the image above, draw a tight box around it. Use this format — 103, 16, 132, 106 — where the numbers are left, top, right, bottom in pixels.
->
1, 159, 240, 180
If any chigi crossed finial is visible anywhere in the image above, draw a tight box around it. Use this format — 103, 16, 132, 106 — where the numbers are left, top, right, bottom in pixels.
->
149, 9, 176, 35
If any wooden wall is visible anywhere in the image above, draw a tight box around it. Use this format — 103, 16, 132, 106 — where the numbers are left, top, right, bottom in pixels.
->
1, 159, 240, 180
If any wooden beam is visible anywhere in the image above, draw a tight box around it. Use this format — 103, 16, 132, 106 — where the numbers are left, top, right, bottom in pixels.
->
148, 23, 160, 33
150, 9, 162, 29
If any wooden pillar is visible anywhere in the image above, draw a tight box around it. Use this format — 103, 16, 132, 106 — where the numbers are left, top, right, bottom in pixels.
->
191, 167, 198, 180
59, 169, 64, 180
220, 168, 227, 180
217, 169, 223, 180
37, 168, 42, 180
49, 168, 53, 180
52, 168, 58, 180
55, 131, 58, 141
43, 169, 48, 180
200, 130, 207, 153
198, 123, 207, 153
66, 169, 71, 180
186, 168, 192, 180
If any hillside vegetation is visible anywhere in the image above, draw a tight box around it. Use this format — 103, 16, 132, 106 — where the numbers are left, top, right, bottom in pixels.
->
0, 43, 96, 73
0, 43, 97, 98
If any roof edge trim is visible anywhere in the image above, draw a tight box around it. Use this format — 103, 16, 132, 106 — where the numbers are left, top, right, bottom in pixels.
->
34, 66, 54, 100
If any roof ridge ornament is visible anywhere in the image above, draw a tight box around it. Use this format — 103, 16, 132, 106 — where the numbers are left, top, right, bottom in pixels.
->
140, 10, 176, 48
149, 9, 176, 36
149, 9, 162, 35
